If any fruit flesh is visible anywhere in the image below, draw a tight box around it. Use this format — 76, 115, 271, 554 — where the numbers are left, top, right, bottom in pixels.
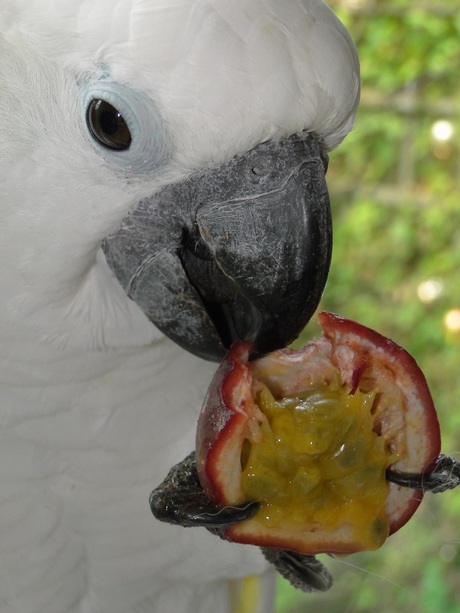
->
240, 378, 401, 552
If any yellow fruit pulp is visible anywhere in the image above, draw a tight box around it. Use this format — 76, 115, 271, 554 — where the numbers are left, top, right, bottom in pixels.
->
240, 380, 401, 551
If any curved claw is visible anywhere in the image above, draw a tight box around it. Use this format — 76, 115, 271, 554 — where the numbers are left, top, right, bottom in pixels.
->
262, 547, 333, 593
150, 452, 259, 528
386, 454, 460, 494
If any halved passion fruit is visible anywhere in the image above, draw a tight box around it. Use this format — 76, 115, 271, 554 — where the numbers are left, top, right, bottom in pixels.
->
196, 312, 441, 555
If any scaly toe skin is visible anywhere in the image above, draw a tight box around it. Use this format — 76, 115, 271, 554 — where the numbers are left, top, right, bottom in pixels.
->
150, 452, 259, 528
386, 454, 460, 494
261, 548, 333, 593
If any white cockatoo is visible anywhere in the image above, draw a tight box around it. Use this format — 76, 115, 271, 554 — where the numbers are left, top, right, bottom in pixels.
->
0, 1, 359, 612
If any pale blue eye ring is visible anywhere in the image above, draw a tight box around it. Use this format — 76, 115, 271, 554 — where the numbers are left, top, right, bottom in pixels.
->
82, 80, 171, 174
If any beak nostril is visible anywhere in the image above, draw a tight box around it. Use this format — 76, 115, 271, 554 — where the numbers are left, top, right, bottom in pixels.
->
251, 166, 268, 176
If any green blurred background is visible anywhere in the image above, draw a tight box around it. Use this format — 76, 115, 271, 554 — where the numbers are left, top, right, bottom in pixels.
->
277, 1, 460, 611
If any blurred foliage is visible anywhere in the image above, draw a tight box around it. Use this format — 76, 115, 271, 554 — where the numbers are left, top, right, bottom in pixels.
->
278, 2, 460, 612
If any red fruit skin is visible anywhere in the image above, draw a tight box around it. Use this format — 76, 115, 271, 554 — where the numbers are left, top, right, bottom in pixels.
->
196, 343, 256, 507
196, 312, 441, 552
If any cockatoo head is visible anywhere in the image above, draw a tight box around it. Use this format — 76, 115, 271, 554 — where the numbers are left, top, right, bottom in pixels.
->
0, 0, 359, 360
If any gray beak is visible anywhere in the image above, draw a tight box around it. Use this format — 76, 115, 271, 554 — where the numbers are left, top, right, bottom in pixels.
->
102, 132, 331, 361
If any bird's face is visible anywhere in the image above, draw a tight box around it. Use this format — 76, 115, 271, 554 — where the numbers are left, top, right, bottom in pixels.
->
0, 0, 359, 359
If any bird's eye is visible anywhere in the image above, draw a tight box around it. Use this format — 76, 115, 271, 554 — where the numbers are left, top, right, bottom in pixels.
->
82, 80, 170, 173
87, 99, 132, 150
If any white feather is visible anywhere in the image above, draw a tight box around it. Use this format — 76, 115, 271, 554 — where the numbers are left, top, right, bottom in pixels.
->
0, 2, 359, 611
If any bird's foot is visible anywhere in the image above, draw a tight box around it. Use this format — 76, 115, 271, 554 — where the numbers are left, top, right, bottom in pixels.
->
262, 548, 332, 593
386, 454, 460, 494
149, 452, 333, 593
149, 451, 259, 528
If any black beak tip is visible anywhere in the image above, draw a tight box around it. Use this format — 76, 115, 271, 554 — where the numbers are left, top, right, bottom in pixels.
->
202, 288, 324, 362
